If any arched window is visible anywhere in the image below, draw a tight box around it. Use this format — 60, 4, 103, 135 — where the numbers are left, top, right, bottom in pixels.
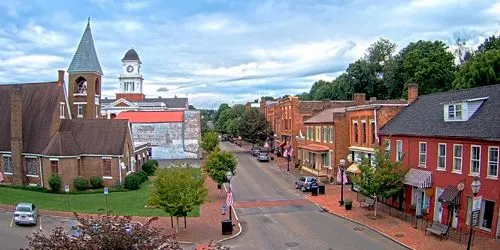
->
76, 77, 87, 94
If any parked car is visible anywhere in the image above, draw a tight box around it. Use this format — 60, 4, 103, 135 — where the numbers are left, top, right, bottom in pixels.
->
250, 146, 261, 156
257, 152, 270, 162
295, 176, 317, 191
14, 202, 39, 226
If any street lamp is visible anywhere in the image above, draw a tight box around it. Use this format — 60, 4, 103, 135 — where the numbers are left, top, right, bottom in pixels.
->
339, 159, 346, 206
286, 145, 291, 172
226, 171, 233, 221
467, 177, 481, 250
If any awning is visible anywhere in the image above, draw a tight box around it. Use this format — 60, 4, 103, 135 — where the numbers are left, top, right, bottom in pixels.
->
404, 168, 432, 188
438, 185, 461, 206
346, 163, 360, 174
298, 144, 329, 152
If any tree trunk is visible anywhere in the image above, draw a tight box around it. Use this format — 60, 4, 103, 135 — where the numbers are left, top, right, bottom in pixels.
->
171, 216, 173, 228
374, 196, 378, 217
184, 216, 187, 228
175, 216, 179, 233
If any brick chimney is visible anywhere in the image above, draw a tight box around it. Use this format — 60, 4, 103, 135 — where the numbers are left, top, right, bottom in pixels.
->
408, 83, 419, 104
57, 70, 65, 86
353, 93, 366, 105
10, 86, 25, 185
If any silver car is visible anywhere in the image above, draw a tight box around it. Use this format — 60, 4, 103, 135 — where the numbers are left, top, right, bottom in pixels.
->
295, 176, 317, 191
14, 202, 39, 226
257, 152, 270, 162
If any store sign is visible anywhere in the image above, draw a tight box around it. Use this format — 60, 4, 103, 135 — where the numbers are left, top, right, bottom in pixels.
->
472, 196, 482, 212
471, 210, 480, 226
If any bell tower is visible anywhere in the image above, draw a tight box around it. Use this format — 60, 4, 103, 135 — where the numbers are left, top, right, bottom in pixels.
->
117, 48, 145, 101
67, 18, 103, 119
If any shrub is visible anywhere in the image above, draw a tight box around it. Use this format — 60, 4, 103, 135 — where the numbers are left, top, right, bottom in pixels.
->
137, 171, 148, 183
124, 174, 141, 190
73, 177, 89, 191
48, 174, 62, 192
90, 176, 104, 189
142, 162, 157, 176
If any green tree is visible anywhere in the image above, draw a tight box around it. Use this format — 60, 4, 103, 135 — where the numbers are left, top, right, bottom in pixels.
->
236, 107, 272, 146
260, 96, 275, 101
214, 103, 230, 122
476, 35, 500, 54
149, 166, 207, 233
201, 131, 219, 153
399, 40, 456, 95
453, 49, 500, 89
352, 147, 407, 217
204, 151, 237, 186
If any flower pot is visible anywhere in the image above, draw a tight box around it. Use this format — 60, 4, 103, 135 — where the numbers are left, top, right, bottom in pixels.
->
345, 203, 352, 210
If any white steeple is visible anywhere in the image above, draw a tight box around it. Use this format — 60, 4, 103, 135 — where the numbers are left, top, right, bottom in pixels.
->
119, 48, 143, 93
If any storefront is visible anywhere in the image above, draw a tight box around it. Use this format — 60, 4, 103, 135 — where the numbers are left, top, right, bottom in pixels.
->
297, 144, 331, 177
403, 168, 432, 217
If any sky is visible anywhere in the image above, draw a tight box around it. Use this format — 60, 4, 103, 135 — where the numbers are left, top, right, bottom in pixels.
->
0, 0, 499, 109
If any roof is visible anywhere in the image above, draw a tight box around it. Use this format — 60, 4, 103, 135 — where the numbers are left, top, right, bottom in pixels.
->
438, 185, 461, 206
59, 119, 129, 155
304, 108, 346, 124
0, 82, 63, 153
67, 20, 103, 75
115, 111, 184, 123
404, 168, 432, 188
298, 144, 330, 152
380, 84, 500, 141
102, 97, 188, 109
122, 48, 141, 62
42, 132, 83, 156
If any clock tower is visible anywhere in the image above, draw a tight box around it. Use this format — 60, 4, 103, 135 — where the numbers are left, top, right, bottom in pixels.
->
117, 48, 144, 101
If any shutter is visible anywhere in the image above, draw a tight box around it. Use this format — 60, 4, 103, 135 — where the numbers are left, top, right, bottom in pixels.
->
443, 105, 449, 121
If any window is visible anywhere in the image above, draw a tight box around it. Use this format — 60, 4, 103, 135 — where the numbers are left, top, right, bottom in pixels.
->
488, 147, 499, 178
479, 200, 495, 230
370, 121, 376, 144
315, 127, 321, 142
3, 156, 12, 174
437, 143, 446, 170
396, 140, 403, 161
362, 122, 367, 143
323, 151, 331, 168
305, 126, 309, 140
353, 122, 359, 143
50, 160, 58, 174
59, 103, 65, 118
384, 139, 390, 158
329, 126, 334, 143
447, 104, 463, 120
26, 158, 37, 176
103, 159, 112, 177
77, 80, 87, 94
419, 142, 427, 167
322, 127, 327, 142
453, 144, 463, 173
470, 145, 481, 175
95, 105, 99, 118
77, 104, 83, 117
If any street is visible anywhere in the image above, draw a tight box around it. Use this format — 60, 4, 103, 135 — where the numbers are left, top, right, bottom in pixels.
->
221, 142, 406, 250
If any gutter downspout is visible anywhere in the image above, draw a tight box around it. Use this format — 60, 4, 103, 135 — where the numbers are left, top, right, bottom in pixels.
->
374, 108, 380, 144
118, 157, 122, 186
38, 157, 44, 188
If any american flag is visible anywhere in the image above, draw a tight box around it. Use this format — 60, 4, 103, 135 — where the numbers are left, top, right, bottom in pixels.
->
226, 190, 233, 207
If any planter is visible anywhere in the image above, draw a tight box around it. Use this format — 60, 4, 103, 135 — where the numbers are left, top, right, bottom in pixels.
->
345, 203, 352, 210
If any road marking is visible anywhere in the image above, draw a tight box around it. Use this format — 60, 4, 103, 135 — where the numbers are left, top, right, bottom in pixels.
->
9, 215, 14, 227
39, 216, 43, 230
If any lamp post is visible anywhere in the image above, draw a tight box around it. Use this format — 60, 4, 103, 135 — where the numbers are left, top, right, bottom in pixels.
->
467, 177, 481, 250
226, 171, 233, 221
339, 159, 346, 206
286, 146, 291, 172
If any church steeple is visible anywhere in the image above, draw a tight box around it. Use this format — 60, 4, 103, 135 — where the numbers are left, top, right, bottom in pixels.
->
68, 17, 103, 76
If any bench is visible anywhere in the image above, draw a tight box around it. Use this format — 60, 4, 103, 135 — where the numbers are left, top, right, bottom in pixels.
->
360, 197, 375, 209
425, 222, 449, 240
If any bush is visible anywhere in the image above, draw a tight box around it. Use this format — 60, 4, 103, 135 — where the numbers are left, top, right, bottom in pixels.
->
124, 174, 141, 190
137, 171, 148, 183
142, 162, 157, 176
73, 177, 89, 191
48, 174, 62, 192
90, 176, 104, 189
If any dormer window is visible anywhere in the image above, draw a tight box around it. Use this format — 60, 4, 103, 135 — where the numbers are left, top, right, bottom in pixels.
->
59, 103, 65, 119
448, 104, 462, 120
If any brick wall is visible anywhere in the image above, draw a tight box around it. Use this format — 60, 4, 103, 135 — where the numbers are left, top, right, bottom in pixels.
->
115, 93, 145, 102
68, 73, 101, 119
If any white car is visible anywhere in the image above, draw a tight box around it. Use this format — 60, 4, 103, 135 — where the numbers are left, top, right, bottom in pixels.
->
14, 202, 39, 226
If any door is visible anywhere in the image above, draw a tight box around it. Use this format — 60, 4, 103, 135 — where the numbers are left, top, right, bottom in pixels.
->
415, 188, 423, 216
434, 187, 444, 222
452, 208, 458, 228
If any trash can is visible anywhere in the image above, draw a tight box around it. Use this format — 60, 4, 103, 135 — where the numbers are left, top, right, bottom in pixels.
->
311, 187, 318, 196
221, 220, 233, 235
318, 185, 325, 195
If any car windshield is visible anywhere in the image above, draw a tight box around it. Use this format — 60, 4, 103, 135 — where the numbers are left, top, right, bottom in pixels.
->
16, 206, 32, 212
253, 147, 261, 150
259, 153, 267, 156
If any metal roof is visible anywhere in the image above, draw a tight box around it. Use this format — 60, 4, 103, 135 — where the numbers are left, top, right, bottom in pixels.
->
67, 19, 103, 75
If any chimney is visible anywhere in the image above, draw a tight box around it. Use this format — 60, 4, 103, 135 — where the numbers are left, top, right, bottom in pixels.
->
57, 70, 65, 86
10, 86, 25, 185
353, 93, 366, 105
408, 83, 419, 104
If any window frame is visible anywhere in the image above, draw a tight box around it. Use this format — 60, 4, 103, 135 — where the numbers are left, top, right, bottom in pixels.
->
50, 159, 59, 174
102, 158, 112, 178
353, 121, 359, 143
315, 126, 321, 142
453, 144, 463, 173
447, 103, 463, 120
59, 102, 65, 119
25, 157, 38, 177
362, 121, 367, 144
470, 145, 481, 176
329, 126, 334, 143
437, 143, 446, 170
77, 104, 83, 118
419, 142, 427, 167
370, 121, 376, 144
384, 139, 390, 158
3, 155, 12, 174
488, 146, 499, 178
396, 140, 403, 161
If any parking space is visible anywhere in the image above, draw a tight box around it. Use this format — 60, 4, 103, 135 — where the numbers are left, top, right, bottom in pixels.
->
0, 210, 76, 250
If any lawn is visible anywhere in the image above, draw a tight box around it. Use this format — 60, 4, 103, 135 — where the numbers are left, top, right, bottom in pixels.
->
0, 182, 200, 217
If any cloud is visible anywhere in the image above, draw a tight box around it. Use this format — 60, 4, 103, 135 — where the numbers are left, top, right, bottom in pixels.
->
5, 54, 64, 66
124, 0, 151, 11
157, 87, 168, 92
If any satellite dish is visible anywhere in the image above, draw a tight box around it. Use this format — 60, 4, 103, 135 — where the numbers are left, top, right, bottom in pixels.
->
457, 182, 465, 191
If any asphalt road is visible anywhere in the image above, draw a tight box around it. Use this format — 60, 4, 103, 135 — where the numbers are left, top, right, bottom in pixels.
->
221, 142, 406, 250
0, 210, 76, 250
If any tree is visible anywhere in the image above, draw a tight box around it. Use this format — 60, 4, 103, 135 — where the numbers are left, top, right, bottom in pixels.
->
213, 103, 230, 123
352, 147, 407, 217
236, 108, 271, 146
453, 38, 473, 65
476, 35, 500, 54
201, 131, 219, 153
149, 166, 207, 233
188, 105, 196, 110
25, 214, 181, 250
453, 49, 500, 89
204, 151, 237, 186
260, 96, 275, 101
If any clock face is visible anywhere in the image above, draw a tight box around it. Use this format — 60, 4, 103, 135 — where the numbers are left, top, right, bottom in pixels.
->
126, 65, 134, 73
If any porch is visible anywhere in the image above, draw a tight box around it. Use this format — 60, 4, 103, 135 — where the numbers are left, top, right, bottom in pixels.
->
297, 144, 333, 178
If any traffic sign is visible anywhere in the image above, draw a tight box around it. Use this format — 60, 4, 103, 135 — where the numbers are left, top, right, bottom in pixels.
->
104, 187, 109, 195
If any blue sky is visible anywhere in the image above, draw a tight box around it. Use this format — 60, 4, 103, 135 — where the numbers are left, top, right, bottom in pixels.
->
0, 0, 498, 109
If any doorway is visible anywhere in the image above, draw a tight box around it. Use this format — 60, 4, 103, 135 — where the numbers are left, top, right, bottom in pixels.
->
434, 187, 444, 222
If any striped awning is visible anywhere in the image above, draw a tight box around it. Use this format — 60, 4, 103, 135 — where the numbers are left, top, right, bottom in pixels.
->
438, 185, 461, 206
404, 168, 432, 188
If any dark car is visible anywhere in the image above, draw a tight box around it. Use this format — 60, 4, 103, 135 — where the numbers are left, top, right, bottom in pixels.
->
250, 146, 261, 156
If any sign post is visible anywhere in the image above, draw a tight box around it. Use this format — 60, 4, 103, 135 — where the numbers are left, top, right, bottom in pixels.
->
104, 187, 109, 213
65, 184, 70, 212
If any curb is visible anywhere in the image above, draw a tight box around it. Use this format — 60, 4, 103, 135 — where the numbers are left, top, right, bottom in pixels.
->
306, 198, 414, 250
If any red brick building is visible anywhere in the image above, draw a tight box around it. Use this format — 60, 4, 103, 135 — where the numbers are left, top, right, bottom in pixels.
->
380, 84, 500, 239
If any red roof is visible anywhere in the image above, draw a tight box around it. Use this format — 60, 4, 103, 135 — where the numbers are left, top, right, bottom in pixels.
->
115, 111, 184, 123
298, 144, 330, 152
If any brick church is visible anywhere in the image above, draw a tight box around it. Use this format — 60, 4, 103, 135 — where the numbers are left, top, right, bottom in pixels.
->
0, 20, 149, 190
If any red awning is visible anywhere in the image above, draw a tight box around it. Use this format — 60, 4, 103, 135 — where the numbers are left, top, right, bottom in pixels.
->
298, 144, 330, 152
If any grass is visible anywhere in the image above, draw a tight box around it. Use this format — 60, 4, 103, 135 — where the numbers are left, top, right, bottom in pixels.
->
0, 181, 200, 217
